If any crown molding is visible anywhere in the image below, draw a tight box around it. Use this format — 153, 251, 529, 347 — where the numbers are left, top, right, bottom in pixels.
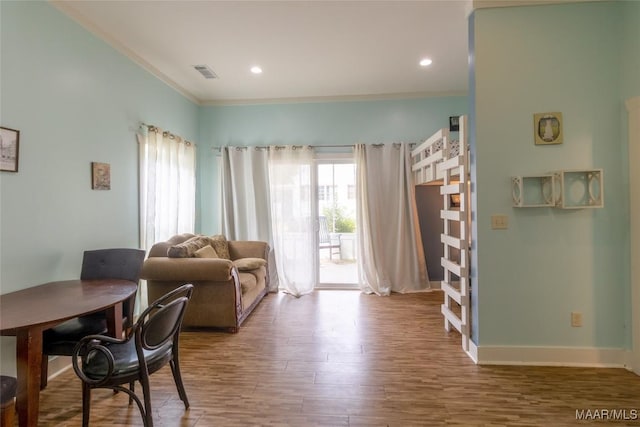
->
201, 91, 468, 107
473, 0, 602, 10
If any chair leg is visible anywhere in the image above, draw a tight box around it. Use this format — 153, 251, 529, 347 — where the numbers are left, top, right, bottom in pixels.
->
1, 400, 15, 427
139, 374, 153, 427
40, 356, 48, 390
81, 383, 91, 427
169, 358, 189, 409
129, 381, 135, 405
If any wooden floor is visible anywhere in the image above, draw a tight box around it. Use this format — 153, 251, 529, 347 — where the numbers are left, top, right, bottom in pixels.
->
36, 290, 640, 426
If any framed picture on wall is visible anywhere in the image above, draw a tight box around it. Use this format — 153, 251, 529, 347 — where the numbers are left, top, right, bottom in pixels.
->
449, 116, 460, 132
0, 126, 20, 172
534, 112, 563, 145
91, 162, 111, 190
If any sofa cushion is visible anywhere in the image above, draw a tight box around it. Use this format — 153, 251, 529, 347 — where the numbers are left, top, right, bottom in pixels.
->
233, 257, 267, 271
148, 233, 196, 258
210, 235, 231, 260
194, 245, 219, 258
167, 235, 212, 258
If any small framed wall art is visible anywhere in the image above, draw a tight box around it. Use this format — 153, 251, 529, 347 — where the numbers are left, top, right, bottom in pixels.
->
534, 112, 563, 145
449, 116, 460, 132
91, 162, 111, 190
0, 126, 20, 172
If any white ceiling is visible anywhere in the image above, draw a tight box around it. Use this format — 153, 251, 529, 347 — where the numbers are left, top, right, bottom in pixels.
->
52, 0, 474, 105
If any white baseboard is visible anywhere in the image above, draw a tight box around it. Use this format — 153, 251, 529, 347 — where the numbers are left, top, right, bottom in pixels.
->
477, 345, 634, 369
46, 356, 72, 380
466, 339, 478, 363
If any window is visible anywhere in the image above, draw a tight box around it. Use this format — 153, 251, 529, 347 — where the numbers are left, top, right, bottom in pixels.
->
347, 184, 356, 200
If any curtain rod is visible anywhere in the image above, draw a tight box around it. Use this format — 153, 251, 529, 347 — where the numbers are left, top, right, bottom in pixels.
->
211, 144, 356, 151
210, 143, 415, 151
139, 122, 196, 146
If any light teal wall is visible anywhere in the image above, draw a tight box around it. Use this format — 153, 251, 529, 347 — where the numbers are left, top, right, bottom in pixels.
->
0, 2, 198, 373
472, 1, 630, 348
197, 97, 467, 234
621, 0, 640, 98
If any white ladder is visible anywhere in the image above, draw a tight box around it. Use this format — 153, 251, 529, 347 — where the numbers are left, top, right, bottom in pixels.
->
437, 115, 470, 352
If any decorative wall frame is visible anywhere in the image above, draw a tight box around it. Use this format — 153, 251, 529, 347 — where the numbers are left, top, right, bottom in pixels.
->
0, 126, 20, 172
534, 112, 563, 145
91, 162, 111, 190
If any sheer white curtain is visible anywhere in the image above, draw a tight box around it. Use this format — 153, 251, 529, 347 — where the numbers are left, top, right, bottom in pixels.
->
138, 126, 196, 307
221, 147, 279, 291
268, 146, 315, 297
355, 143, 429, 295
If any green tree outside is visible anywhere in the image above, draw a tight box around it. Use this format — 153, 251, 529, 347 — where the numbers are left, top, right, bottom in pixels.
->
322, 205, 355, 233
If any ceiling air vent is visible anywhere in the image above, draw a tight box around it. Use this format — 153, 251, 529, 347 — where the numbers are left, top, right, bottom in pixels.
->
193, 64, 218, 79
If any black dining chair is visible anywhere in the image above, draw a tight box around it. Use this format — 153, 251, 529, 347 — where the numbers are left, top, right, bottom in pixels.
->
72, 283, 194, 427
40, 248, 146, 389
0, 375, 17, 427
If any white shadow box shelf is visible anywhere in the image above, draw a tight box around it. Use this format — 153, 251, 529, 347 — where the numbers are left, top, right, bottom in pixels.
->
512, 175, 555, 207
554, 169, 603, 209
512, 169, 603, 209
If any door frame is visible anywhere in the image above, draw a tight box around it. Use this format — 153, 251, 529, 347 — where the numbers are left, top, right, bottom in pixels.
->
627, 96, 640, 375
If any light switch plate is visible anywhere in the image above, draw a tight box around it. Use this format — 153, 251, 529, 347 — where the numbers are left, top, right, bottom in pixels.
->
491, 214, 508, 229
571, 312, 583, 327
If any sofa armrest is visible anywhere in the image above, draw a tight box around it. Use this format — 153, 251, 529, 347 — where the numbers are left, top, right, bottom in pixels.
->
141, 258, 235, 282
228, 241, 269, 260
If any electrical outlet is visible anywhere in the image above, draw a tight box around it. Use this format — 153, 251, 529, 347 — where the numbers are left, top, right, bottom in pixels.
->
491, 214, 508, 229
571, 312, 583, 327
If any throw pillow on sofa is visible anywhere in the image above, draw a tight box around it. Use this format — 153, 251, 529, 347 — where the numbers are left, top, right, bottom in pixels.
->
233, 257, 267, 271
168, 235, 212, 258
194, 245, 219, 258
210, 235, 231, 260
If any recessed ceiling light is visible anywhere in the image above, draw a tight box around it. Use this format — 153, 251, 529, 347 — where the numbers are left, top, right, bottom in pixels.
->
251, 66, 263, 74
419, 58, 433, 67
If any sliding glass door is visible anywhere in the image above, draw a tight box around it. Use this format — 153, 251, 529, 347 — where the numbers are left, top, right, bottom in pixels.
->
315, 158, 358, 288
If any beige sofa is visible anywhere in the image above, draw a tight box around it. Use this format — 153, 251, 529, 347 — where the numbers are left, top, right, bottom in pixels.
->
141, 233, 269, 332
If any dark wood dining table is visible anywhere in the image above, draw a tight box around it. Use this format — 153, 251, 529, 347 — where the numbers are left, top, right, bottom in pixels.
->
0, 279, 138, 427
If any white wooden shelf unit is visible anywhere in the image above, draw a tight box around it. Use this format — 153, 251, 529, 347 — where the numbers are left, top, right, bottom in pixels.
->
512, 169, 603, 209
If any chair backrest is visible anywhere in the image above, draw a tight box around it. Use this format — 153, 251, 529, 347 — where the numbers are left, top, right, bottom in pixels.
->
137, 284, 194, 351
81, 248, 146, 282
81, 248, 146, 321
319, 216, 331, 244
72, 284, 194, 387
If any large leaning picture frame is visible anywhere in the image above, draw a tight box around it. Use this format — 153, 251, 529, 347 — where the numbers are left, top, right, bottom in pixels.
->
0, 126, 20, 172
